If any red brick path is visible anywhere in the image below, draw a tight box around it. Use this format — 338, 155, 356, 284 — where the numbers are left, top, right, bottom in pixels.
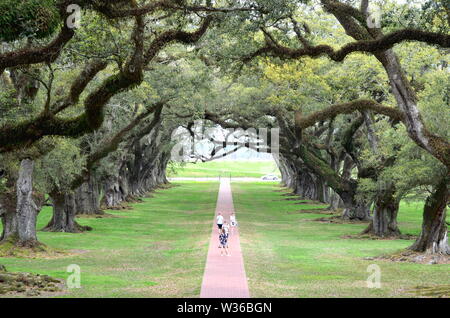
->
200, 179, 250, 298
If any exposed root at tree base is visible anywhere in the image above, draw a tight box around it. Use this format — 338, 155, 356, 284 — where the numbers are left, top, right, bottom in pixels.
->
403, 285, 450, 298
77, 212, 118, 218
273, 197, 326, 203
126, 196, 144, 203
282, 197, 304, 201
287, 209, 340, 215
365, 250, 450, 265
42, 224, 93, 233
342, 233, 417, 240
0, 241, 67, 259
294, 200, 327, 205
107, 204, 133, 211
0, 265, 64, 297
310, 216, 369, 224
273, 188, 291, 193
282, 192, 298, 197
156, 183, 176, 190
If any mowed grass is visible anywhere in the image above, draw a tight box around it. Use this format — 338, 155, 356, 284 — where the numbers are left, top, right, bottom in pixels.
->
168, 160, 280, 178
0, 182, 218, 298
232, 182, 450, 298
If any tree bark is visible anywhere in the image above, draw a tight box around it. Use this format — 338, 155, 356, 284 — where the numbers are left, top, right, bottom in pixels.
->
341, 198, 371, 221
327, 189, 344, 211
15, 159, 41, 247
376, 49, 449, 168
74, 177, 103, 215
409, 176, 449, 254
43, 192, 91, 233
362, 185, 401, 237
103, 176, 125, 208
0, 191, 17, 242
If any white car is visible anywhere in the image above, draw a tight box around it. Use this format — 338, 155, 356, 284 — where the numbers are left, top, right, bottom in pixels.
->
261, 174, 279, 181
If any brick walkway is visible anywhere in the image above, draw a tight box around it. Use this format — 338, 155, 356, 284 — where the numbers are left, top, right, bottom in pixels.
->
200, 179, 250, 298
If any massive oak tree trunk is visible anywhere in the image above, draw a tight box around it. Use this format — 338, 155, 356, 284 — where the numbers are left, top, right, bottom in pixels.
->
0, 191, 17, 242
327, 189, 344, 211
15, 159, 41, 247
362, 185, 401, 237
156, 152, 170, 185
104, 177, 122, 208
283, 160, 298, 190
277, 157, 293, 187
341, 198, 371, 221
409, 177, 449, 254
74, 177, 103, 215
339, 156, 370, 221
43, 192, 90, 233
296, 172, 328, 203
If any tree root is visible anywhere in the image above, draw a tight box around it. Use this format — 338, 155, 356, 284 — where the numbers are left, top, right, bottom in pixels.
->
342, 233, 416, 240
42, 221, 93, 233
0, 239, 65, 258
310, 215, 369, 224
125, 196, 144, 203
364, 250, 450, 265
156, 183, 176, 190
403, 285, 450, 298
287, 209, 340, 215
0, 265, 64, 296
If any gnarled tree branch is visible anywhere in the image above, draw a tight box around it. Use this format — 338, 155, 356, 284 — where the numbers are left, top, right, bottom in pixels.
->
297, 99, 405, 129
244, 28, 450, 63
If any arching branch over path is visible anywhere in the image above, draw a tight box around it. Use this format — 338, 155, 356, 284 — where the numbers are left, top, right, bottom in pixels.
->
297, 99, 404, 129
244, 0, 450, 169
0, 15, 212, 153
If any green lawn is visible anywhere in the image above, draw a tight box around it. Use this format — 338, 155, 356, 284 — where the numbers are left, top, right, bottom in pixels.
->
0, 182, 218, 298
232, 182, 449, 298
1, 181, 448, 298
168, 160, 280, 178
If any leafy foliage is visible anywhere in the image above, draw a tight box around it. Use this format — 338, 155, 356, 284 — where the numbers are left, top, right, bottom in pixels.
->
0, 0, 60, 42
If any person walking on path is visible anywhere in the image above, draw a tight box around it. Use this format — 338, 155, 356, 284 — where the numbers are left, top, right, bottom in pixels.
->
219, 228, 230, 256
223, 221, 230, 247
216, 212, 224, 230
223, 220, 230, 236
200, 179, 249, 298
230, 213, 237, 234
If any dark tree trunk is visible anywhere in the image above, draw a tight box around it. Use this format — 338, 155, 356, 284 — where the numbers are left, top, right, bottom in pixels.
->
15, 159, 41, 247
409, 177, 449, 254
362, 185, 401, 237
337, 155, 370, 221
43, 192, 90, 233
282, 160, 297, 189
103, 176, 125, 208
157, 153, 170, 185
327, 189, 344, 211
341, 199, 371, 221
74, 177, 103, 215
0, 191, 17, 242
275, 156, 289, 187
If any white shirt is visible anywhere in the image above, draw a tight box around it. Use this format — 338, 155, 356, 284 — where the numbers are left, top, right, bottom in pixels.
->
230, 215, 236, 223
216, 215, 224, 224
